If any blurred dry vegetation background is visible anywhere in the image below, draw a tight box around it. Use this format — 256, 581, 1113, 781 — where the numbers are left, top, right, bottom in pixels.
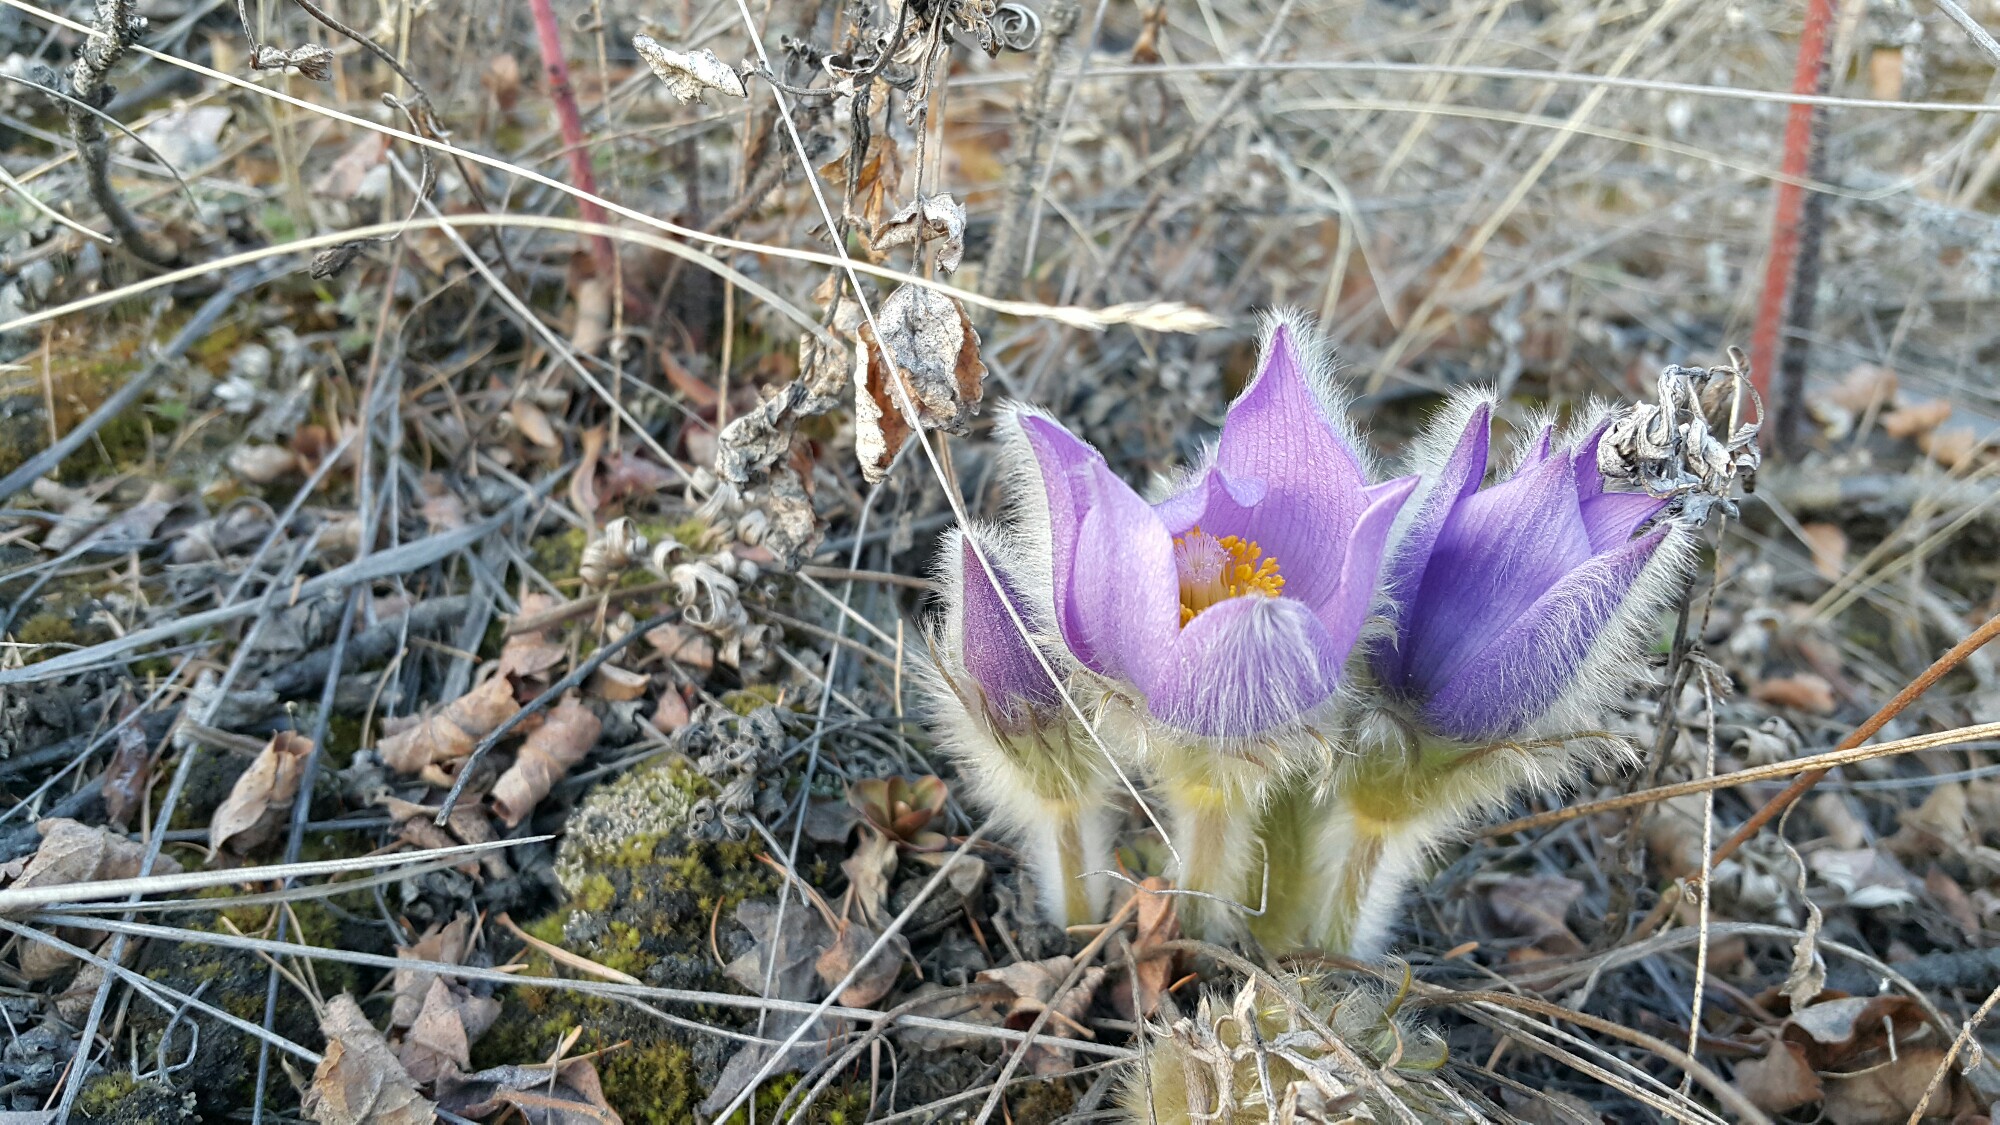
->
1, 0, 2000, 1121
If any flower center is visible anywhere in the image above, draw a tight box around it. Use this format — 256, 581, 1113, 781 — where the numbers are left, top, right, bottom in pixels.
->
1173, 526, 1284, 625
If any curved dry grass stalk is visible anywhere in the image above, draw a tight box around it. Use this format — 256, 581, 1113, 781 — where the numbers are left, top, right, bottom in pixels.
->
28, 912, 1138, 1061
1484, 718, 2000, 837
0, 838, 538, 915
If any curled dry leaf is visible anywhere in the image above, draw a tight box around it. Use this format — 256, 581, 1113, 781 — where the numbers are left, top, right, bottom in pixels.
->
815, 921, 909, 1009
651, 686, 691, 732
579, 517, 648, 591
646, 621, 716, 672
975, 955, 1108, 1074
228, 443, 301, 484
210, 731, 314, 855
392, 915, 475, 1029
508, 399, 560, 450
379, 673, 520, 775
871, 194, 968, 273
1881, 399, 1952, 440
589, 664, 648, 702
1121, 877, 1180, 1021
1752, 672, 1838, 715
853, 285, 987, 482
304, 994, 436, 1125
632, 36, 746, 103
100, 721, 151, 830
490, 695, 602, 828
437, 1057, 622, 1124
396, 976, 502, 1085
5, 818, 182, 901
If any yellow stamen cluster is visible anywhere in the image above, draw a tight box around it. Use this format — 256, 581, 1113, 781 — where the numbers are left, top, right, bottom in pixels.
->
1174, 526, 1285, 625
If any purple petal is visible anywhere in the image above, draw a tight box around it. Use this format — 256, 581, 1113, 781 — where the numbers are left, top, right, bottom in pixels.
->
1151, 463, 1267, 537
1018, 414, 1103, 660
1579, 491, 1668, 553
1145, 595, 1348, 737
1062, 459, 1183, 685
1209, 322, 1370, 613
1321, 476, 1417, 656
1397, 453, 1593, 701
1419, 528, 1670, 741
956, 536, 1060, 729
1517, 424, 1556, 469
1570, 416, 1616, 500
1377, 404, 1490, 685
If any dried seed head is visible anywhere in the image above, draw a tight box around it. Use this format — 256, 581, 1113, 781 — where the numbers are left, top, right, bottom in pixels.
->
1597, 356, 1761, 524
250, 43, 334, 81
632, 37, 747, 103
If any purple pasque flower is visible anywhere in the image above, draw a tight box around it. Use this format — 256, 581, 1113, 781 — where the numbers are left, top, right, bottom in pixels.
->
1012, 317, 1416, 740
939, 529, 1065, 735
1375, 399, 1679, 743
929, 527, 1113, 925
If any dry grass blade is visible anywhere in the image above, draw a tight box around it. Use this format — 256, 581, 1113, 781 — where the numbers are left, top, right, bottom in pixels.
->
28, 913, 1137, 1060
0, 839, 540, 914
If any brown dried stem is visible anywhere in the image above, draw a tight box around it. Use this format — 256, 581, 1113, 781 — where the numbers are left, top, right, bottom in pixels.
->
65, 0, 174, 266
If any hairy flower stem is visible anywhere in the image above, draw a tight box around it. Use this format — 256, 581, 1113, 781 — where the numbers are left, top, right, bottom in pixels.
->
1264, 742, 1525, 957
1022, 802, 1106, 926
1156, 745, 1268, 937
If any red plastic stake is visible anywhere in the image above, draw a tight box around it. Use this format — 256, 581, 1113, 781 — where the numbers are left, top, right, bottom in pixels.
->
1748, 0, 1836, 402
530, 0, 617, 280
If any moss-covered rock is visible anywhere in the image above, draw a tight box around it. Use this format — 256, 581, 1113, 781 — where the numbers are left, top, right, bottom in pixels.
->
482, 733, 857, 1122
76, 1072, 195, 1123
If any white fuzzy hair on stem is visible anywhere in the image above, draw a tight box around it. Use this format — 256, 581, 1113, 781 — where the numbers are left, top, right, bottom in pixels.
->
918, 523, 1118, 925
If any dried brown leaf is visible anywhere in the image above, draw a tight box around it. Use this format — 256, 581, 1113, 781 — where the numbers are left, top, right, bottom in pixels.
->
510, 400, 560, 450
396, 976, 501, 1085
229, 444, 302, 484
650, 687, 691, 733
304, 994, 435, 1125
1881, 399, 1952, 440
1752, 673, 1837, 715
589, 664, 649, 703
645, 622, 715, 672
490, 696, 601, 828
871, 194, 967, 273
379, 674, 520, 775
1486, 875, 1586, 955
499, 595, 568, 681
100, 722, 151, 830
1124, 877, 1180, 1020
392, 915, 475, 1029
975, 955, 1107, 1074
9, 818, 181, 898
437, 1057, 623, 1124
569, 426, 606, 518
569, 276, 611, 357
210, 731, 313, 855
840, 826, 898, 928
1822, 1044, 1970, 1125
853, 285, 986, 483
814, 922, 908, 1008
1800, 522, 1848, 581
1736, 1037, 1823, 1114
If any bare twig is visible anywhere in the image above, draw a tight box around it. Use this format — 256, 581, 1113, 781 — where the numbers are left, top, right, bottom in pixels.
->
64, 0, 175, 265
